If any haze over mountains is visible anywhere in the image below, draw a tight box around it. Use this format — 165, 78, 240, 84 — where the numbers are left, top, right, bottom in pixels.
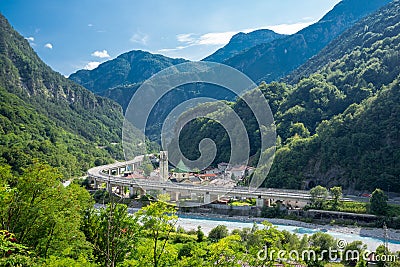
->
1, 0, 399, 194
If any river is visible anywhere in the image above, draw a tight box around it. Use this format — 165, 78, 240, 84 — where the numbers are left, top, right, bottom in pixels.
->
176, 214, 400, 252
95, 204, 400, 252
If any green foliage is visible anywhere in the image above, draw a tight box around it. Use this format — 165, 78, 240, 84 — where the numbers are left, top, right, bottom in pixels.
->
330, 186, 343, 210
82, 203, 139, 267
342, 240, 367, 266
0, 163, 93, 258
172, 1, 400, 194
142, 163, 153, 177
196, 226, 204, 242
208, 225, 229, 242
0, 14, 124, 176
0, 230, 29, 258
310, 185, 329, 209
370, 188, 388, 215
134, 200, 178, 267
0, 87, 117, 177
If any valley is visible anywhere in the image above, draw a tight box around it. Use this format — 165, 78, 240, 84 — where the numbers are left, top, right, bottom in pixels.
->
1, 0, 400, 266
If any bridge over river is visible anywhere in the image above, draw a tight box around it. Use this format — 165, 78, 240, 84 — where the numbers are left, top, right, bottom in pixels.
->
87, 155, 317, 208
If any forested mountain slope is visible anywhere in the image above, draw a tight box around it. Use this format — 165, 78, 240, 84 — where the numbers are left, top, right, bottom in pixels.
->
177, 0, 400, 192
69, 50, 187, 94
285, 0, 400, 84
0, 14, 123, 176
223, 0, 391, 83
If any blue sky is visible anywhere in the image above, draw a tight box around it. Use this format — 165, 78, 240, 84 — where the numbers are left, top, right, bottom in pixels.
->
0, 0, 341, 76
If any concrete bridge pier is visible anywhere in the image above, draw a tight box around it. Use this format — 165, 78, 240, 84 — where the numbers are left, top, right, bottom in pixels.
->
256, 196, 265, 208
92, 179, 98, 189
204, 192, 211, 204
106, 181, 111, 192
129, 186, 135, 198
170, 191, 180, 202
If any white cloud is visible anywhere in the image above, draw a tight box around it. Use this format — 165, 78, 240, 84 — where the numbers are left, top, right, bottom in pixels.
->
84, 61, 100, 70
177, 33, 195, 44
158, 20, 316, 59
130, 32, 149, 45
197, 31, 237, 45
44, 43, 53, 49
88, 23, 93, 27
25, 36, 35, 42
266, 21, 315, 35
91, 50, 110, 58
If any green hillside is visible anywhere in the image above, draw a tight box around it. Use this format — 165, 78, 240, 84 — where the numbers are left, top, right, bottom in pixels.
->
177, 0, 400, 192
224, 0, 391, 83
0, 14, 123, 176
69, 50, 187, 94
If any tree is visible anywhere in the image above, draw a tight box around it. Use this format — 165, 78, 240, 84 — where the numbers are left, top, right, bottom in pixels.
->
0, 163, 93, 258
310, 185, 328, 209
142, 163, 153, 177
208, 225, 229, 242
329, 186, 342, 210
196, 226, 204, 242
206, 235, 244, 267
342, 240, 366, 266
135, 198, 178, 267
370, 188, 388, 215
83, 203, 139, 267
307, 232, 336, 264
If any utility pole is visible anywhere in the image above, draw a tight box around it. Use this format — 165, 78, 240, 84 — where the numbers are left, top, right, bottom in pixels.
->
383, 222, 389, 267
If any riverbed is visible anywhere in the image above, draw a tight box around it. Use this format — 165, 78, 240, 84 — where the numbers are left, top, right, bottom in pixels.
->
96, 204, 400, 252
176, 213, 400, 252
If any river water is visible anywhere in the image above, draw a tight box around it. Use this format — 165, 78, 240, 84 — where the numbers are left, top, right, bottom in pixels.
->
176, 214, 400, 252
96, 205, 400, 252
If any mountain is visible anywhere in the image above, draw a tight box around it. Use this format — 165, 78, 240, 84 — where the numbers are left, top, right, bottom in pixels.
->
69, 52, 236, 143
0, 13, 124, 176
223, 0, 392, 83
176, 0, 400, 192
69, 50, 187, 94
202, 29, 285, 63
268, 0, 400, 192
285, 0, 399, 84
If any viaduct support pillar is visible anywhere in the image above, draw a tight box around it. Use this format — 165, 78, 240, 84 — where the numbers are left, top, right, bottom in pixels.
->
129, 186, 135, 198
106, 182, 111, 193
171, 191, 179, 201
93, 179, 98, 189
256, 196, 265, 208
204, 192, 211, 204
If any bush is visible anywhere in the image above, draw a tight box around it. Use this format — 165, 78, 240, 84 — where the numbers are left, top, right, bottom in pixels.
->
208, 225, 229, 242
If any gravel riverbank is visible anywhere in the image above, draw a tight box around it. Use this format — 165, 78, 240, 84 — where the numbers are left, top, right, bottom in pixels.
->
177, 212, 400, 242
